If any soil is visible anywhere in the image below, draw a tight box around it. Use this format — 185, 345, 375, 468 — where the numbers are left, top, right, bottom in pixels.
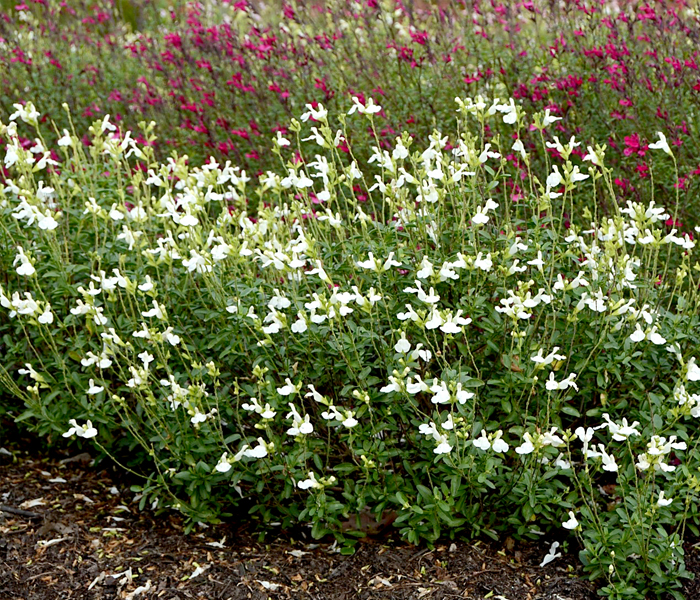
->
0, 432, 695, 600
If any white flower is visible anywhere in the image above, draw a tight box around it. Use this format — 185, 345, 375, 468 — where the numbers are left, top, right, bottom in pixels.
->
545, 372, 578, 392
649, 131, 672, 156
541, 108, 562, 128
562, 511, 579, 530
13, 247, 35, 277
348, 96, 381, 115
291, 313, 308, 334
298, 471, 322, 490
86, 379, 104, 395
515, 432, 536, 455
474, 252, 492, 271
430, 380, 451, 404
38, 306, 54, 324
686, 358, 700, 381
275, 131, 291, 147
286, 403, 313, 436
300, 103, 328, 122
394, 334, 411, 354
657, 491, 673, 507
63, 419, 98, 439
277, 378, 298, 396
473, 430, 508, 453
215, 452, 232, 473
434, 438, 453, 454
540, 541, 561, 567
244, 438, 270, 459
473, 430, 491, 451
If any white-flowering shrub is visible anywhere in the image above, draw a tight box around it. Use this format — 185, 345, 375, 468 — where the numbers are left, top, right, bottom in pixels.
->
1, 97, 699, 598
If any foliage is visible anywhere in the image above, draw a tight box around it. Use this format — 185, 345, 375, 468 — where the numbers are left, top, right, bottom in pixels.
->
1, 96, 700, 599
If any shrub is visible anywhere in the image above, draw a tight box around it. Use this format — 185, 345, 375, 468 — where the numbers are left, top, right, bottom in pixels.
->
2, 96, 700, 598
1, 1, 699, 222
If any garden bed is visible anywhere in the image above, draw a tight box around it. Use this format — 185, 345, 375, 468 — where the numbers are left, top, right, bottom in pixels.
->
0, 437, 603, 600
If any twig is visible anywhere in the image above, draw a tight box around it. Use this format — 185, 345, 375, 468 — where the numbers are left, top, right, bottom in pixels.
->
0, 504, 43, 519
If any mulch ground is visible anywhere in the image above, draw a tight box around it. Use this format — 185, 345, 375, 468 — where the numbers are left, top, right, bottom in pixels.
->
0, 434, 697, 600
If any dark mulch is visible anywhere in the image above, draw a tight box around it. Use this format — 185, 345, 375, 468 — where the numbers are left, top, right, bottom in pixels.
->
0, 432, 691, 600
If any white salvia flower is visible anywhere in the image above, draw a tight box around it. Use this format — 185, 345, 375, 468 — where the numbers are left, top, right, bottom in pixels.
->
300, 103, 328, 122
545, 372, 578, 391
473, 430, 508, 453
516, 432, 536, 455
648, 131, 672, 156
291, 313, 308, 334
13, 246, 35, 277
57, 129, 74, 147
472, 430, 491, 451
583, 145, 602, 166
63, 419, 98, 439
38, 305, 54, 324
298, 472, 322, 490
657, 491, 673, 507
215, 452, 232, 473
562, 511, 579, 530
142, 300, 166, 320
540, 541, 561, 567
541, 108, 562, 128
138, 351, 154, 369
527, 250, 544, 270
286, 403, 313, 436
394, 333, 411, 354
275, 131, 291, 147
348, 96, 381, 115
9, 101, 40, 126
474, 252, 492, 271
541, 427, 565, 448
424, 308, 444, 330
86, 379, 104, 395
629, 324, 646, 343
417, 257, 434, 279
342, 412, 358, 428
430, 380, 451, 404
531, 347, 566, 368
244, 438, 271, 459
599, 446, 618, 472
276, 378, 298, 396
439, 310, 472, 334
601, 413, 641, 441
512, 138, 527, 160
686, 358, 700, 381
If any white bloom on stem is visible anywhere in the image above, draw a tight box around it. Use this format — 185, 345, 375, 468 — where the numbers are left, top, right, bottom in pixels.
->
286, 403, 313, 436
649, 131, 672, 156
545, 372, 578, 392
244, 438, 271, 459
13, 247, 35, 277
298, 471, 322, 490
215, 452, 232, 473
473, 430, 509, 453
38, 305, 54, 324
686, 358, 700, 381
86, 379, 104, 395
348, 96, 381, 115
515, 432, 536, 455
657, 491, 673, 507
63, 419, 98, 439
277, 378, 299, 396
562, 511, 579, 530
600, 413, 641, 441
394, 333, 411, 354
300, 103, 328, 122
541, 108, 562, 128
